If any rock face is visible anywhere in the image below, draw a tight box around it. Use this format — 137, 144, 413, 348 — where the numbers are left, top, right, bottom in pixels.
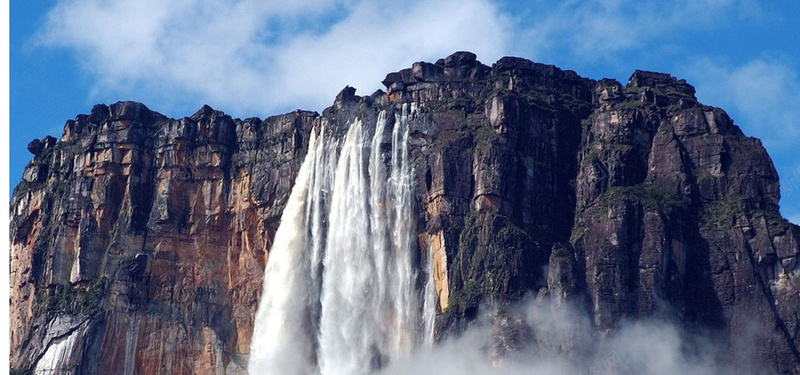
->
11, 102, 315, 373
10, 52, 800, 374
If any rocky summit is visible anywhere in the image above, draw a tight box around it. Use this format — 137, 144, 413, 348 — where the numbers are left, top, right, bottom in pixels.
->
10, 52, 800, 374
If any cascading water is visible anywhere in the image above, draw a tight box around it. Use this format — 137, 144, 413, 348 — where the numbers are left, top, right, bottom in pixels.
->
422, 242, 437, 346
249, 104, 436, 375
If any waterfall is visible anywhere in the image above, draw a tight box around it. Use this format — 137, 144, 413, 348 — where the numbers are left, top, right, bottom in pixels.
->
248, 129, 320, 375
249, 104, 436, 375
422, 242, 437, 346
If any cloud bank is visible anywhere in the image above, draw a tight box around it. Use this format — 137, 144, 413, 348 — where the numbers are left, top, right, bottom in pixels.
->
34, 0, 787, 119
37, 0, 510, 116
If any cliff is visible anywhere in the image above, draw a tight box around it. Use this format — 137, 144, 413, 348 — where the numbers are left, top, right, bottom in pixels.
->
10, 52, 800, 374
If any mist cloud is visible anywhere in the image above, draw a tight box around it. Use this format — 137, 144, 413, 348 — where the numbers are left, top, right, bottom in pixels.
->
380, 296, 773, 375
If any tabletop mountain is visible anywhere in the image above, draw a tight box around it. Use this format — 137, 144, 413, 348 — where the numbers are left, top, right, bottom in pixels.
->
10, 52, 800, 374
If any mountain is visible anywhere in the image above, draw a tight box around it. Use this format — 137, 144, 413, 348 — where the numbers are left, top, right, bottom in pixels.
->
10, 52, 800, 374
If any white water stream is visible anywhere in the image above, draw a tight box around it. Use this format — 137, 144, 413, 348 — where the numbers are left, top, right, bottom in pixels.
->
249, 104, 436, 375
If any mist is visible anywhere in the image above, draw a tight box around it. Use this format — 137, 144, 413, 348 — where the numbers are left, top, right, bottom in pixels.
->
377, 295, 773, 375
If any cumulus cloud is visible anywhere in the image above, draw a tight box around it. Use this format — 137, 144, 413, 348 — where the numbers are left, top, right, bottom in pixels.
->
36, 0, 510, 116
35, 0, 763, 116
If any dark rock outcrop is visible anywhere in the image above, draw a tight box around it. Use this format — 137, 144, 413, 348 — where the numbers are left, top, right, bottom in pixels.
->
10, 52, 800, 374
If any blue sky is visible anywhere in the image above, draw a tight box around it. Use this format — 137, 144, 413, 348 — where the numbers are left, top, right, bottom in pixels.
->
9, 0, 800, 223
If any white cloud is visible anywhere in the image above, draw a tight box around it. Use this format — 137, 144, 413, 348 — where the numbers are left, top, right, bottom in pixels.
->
511, 0, 761, 62
266, 0, 509, 110
34, 0, 765, 116
36, 0, 510, 116
682, 58, 800, 152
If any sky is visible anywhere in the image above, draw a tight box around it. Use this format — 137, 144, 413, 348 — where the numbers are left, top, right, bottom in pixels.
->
8, 0, 800, 223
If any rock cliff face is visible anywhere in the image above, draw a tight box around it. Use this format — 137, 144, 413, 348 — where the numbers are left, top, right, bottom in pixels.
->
10, 52, 800, 374
11, 103, 315, 373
